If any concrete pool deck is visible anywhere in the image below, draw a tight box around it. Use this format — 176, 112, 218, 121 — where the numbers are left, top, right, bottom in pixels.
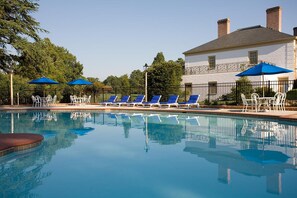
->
1, 104, 297, 121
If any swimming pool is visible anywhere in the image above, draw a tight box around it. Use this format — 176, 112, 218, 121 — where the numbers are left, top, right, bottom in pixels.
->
0, 111, 296, 197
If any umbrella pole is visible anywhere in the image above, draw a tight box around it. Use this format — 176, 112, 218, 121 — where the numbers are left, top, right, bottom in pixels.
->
262, 75, 264, 97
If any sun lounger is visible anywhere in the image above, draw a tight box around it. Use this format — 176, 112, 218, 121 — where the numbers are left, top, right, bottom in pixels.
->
126, 95, 145, 107
140, 95, 162, 107
178, 95, 200, 109
99, 95, 117, 106
112, 95, 130, 106
159, 95, 179, 108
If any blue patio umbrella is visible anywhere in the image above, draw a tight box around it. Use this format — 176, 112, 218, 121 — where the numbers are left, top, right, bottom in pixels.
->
236, 62, 293, 96
28, 77, 59, 96
67, 78, 93, 85
29, 76, 59, 84
68, 78, 93, 96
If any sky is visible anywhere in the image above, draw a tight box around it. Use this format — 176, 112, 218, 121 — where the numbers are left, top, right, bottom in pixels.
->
34, 0, 297, 81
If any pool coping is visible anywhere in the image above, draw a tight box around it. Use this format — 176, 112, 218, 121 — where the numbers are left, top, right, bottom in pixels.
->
1, 104, 297, 122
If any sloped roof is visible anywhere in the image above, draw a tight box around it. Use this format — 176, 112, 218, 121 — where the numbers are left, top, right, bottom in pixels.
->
184, 26, 296, 55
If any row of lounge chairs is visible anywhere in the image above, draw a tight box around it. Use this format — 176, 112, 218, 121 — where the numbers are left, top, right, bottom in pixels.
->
99, 94, 200, 108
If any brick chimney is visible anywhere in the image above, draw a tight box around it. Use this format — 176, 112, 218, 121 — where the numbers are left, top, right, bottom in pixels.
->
217, 18, 230, 38
266, 6, 282, 31
294, 27, 297, 36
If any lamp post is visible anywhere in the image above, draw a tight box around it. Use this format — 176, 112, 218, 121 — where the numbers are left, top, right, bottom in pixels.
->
143, 63, 149, 102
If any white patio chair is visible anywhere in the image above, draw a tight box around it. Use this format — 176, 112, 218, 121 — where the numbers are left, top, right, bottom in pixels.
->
272, 92, 282, 111
70, 95, 74, 105
34, 95, 42, 107
48, 95, 57, 106
280, 92, 286, 111
70, 95, 78, 105
44, 95, 52, 107
86, 95, 91, 104
250, 93, 260, 112
241, 93, 253, 112
52, 95, 57, 104
32, 95, 36, 107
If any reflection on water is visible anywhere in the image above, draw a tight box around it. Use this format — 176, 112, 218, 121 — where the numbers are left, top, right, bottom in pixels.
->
32, 111, 57, 122
70, 112, 91, 120
0, 111, 296, 197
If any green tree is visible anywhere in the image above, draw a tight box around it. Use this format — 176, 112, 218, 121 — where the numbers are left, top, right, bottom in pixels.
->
0, 72, 9, 104
147, 53, 183, 101
104, 75, 120, 87
14, 38, 84, 102
103, 75, 120, 94
152, 52, 165, 65
129, 69, 143, 93
16, 38, 83, 82
0, 0, 46, 72
176, 58, 185, 74
230, 77, 254, 103
118, 74, 130, 95
104, 74, 130, 95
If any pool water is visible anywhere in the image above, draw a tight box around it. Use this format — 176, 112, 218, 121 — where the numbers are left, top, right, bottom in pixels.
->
0, 111, 297, 198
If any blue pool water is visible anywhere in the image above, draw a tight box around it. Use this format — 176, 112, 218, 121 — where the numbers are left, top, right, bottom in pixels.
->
0, 111, 297, 198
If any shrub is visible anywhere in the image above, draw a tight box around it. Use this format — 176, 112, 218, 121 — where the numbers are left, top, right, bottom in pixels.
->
286, 89, 297, 100
204, 99, 211, 105
254, 87, 275, 97
212, 100, 218, 105
293, 80, 297, 89
230, 77, 253, 103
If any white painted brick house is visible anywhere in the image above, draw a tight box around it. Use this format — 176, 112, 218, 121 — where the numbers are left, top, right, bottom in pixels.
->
182, 6, 297, 100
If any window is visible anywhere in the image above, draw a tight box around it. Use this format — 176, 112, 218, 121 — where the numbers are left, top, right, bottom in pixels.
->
249, 51, 258, 65
278, 77, 289, 93
185, 83, 192, 94
208, 81, 217, 95
208, 56, 216, 70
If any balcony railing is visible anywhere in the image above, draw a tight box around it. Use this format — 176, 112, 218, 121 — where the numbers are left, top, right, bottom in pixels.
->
184, 61, 256, 75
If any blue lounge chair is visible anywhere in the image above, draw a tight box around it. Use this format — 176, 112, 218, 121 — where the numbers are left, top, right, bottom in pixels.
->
159, 95, 179, 108
99, 95, 117, 106
113, 95, 130, 106
141, 95, 162, 107
126, 95, 145, 107
178, 95, 200, 109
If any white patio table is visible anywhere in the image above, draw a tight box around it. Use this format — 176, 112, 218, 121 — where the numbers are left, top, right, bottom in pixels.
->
258, 97, 274, 111
41, 97, 53, 107
75, 97, 87, 105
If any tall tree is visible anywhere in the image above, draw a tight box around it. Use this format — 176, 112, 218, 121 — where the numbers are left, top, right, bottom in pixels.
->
176, 58, 185, 74
129, 69, 144, 93
16, 38, 83, 82
118, 74, 130, 95
152, 52, 165, 65
0, 0, 46, 72
103, 75, 120, 87
148, 61, 182, 100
